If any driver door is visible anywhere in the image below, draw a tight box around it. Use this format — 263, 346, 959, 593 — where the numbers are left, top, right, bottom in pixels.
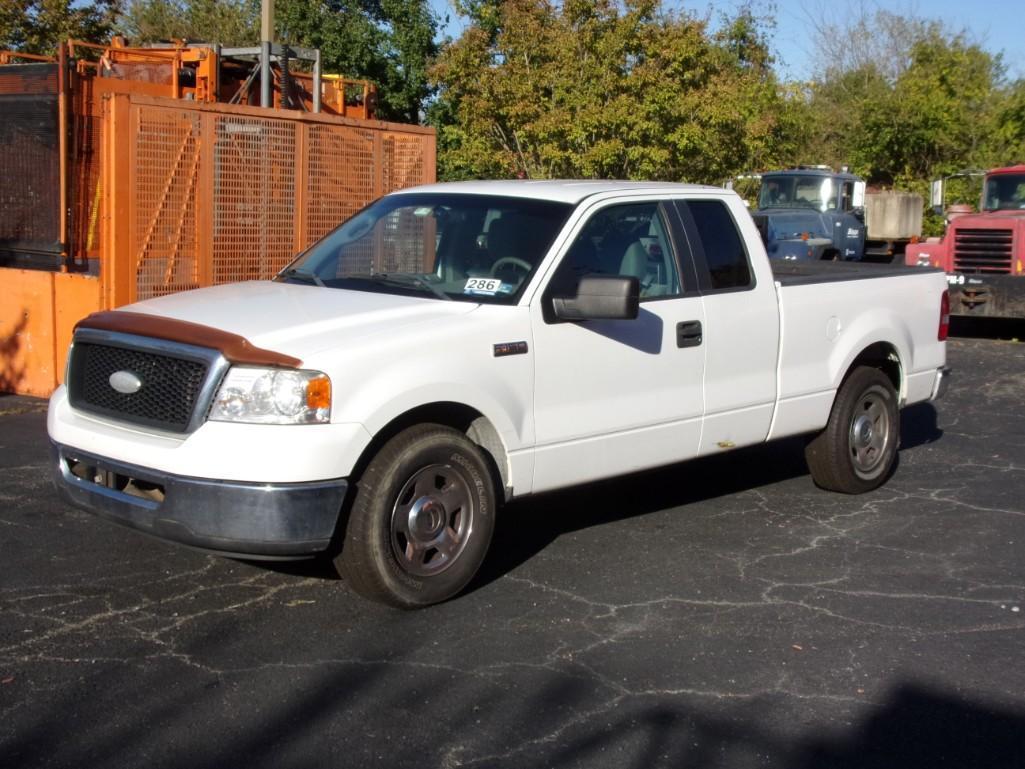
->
529, 198, 706, 493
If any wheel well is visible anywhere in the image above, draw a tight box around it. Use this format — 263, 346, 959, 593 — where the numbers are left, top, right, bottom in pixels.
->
352, 402, 511, 502
846, 343, 902, 395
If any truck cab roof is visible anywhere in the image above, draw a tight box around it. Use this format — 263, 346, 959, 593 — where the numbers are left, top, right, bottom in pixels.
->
762, 167, 863, 183
391, 179, 728, 205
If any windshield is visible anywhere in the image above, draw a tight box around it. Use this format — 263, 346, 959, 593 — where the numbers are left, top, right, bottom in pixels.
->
279, 193, 573, 303
983, 174, 1025, 211
759, 176, 836, 212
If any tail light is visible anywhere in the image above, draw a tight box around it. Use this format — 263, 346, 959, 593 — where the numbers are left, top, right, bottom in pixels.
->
938, 290, 950, 341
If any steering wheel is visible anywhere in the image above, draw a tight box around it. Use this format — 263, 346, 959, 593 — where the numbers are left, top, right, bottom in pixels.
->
490, 257, 532, 278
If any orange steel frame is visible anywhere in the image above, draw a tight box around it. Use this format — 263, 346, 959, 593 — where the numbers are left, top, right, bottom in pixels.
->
0, 41, 433, 397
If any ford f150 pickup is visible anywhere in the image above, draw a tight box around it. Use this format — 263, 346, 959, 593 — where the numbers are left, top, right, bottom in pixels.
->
48, 181, 951, 607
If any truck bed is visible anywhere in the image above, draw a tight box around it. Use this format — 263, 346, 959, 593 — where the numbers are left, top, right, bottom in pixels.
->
771, 260, 940, 287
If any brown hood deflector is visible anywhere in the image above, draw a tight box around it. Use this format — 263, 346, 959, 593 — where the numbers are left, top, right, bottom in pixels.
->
75, 311, 303, 369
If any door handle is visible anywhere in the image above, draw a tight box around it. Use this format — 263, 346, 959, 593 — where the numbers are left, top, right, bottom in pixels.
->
677, 320, 702, 348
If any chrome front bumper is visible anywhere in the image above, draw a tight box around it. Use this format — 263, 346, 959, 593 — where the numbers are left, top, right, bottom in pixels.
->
51, 442, 347, 558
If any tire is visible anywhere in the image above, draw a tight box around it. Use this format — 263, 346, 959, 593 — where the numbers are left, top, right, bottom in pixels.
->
805, 366, 900, 494
336, 424, 496, 608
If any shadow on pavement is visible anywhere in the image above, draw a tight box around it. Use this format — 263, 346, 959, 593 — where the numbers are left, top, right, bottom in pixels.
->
258, 403, 945, 589
900, 402, 942, 449
796, 684, 1025, 769
8, 655, 1024, 769
476, 401, 942, 592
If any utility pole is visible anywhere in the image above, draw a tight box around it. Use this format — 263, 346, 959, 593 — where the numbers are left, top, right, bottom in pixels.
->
260, 0, 274, 107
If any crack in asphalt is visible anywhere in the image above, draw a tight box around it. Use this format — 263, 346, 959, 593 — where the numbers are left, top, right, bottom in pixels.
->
3, 339, 1025, 767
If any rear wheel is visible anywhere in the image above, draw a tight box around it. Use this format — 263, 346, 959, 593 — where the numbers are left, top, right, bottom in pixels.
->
805, 366, 899, 494
336, 424, 496, 608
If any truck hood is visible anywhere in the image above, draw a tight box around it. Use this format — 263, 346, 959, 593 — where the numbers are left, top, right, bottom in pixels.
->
755, 209, 831, 240
953, 210, 1025, 226
123, 281, 479, 363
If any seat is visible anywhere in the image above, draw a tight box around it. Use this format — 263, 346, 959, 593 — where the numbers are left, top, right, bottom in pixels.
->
619, 241, 649, 282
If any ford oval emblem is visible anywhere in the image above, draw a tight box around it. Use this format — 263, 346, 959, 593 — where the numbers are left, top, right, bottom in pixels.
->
109, 370, 143, 395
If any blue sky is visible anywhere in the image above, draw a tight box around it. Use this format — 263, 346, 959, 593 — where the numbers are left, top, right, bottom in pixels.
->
428, 0, 1025, 81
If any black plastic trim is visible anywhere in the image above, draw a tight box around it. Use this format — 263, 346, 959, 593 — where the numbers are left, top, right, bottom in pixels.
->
771, 260, 942, 287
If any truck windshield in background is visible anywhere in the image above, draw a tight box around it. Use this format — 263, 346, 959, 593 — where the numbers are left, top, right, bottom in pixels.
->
759, 175, 836, 212
282, 194, 573, 304
983, 174, 1025, 211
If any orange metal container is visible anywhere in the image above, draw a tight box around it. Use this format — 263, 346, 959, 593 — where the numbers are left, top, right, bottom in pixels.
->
1, 41, 434, 397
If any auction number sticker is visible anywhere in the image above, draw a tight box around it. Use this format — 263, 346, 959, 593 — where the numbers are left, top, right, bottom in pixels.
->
463, 277, 503, 295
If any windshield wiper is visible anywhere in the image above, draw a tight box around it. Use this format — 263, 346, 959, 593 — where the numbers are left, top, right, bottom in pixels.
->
280, 267, 325, 287
367, 272, 453, 301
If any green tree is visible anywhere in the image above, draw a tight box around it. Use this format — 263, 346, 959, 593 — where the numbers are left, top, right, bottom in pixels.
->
120, 0, 257, 45
858, 32, 1001, 183
993, 78, 1025, 163
276, 0, 437, 123
803, 11, 1005, 185
119, 0, 437, 122
430, 0, 801, 182
1, 0, 121, 53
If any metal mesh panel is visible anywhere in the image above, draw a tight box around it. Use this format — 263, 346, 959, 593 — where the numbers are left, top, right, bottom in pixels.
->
332, 208, 433, 276
382, 133, 426, 194
134, 108, 202, 299
0, 64, 60, 258
71, 81, 104, 269
118, 97, 432, 302
212, 115, 297, 283
304, 123, 376, 245
0, 63, 57, 95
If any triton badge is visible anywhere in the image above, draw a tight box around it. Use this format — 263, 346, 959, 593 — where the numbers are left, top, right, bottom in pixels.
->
493, 341, 528, 357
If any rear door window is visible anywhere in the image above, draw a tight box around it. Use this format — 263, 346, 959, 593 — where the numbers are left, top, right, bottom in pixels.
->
674, 200, 753, 292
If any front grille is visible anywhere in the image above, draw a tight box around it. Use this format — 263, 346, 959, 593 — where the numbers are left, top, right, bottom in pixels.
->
953, 228, 1013, 273
67, 339, 215, 433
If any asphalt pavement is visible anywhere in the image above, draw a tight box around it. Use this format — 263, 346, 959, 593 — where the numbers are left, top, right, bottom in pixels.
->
2, 335, 1025, 769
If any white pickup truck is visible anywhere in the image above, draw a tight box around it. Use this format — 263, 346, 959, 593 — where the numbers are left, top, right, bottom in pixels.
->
48, 181, 950, 607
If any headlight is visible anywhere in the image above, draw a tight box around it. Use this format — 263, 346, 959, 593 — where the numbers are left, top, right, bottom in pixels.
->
209, 368, 331, 424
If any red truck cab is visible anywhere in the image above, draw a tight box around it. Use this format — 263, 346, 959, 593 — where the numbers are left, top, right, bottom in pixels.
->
907, 165, 1025, 318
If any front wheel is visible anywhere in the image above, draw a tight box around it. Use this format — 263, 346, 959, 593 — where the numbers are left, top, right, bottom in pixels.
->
336, 424, 496, 608
805, 366, 900, 494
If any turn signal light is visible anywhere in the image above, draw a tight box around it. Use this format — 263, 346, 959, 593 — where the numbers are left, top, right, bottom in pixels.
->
938, 290, 950, 341
306, 374, 332, 410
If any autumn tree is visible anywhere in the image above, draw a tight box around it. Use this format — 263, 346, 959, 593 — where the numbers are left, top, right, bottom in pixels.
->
429, 0, 802, 182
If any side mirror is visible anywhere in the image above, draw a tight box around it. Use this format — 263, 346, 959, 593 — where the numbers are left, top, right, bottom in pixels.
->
930, 179, 944, 215
852, 181, 866, 208
552, 275, 640, 321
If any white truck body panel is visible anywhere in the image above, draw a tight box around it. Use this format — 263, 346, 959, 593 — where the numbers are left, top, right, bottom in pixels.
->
48, 180, 949, 561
